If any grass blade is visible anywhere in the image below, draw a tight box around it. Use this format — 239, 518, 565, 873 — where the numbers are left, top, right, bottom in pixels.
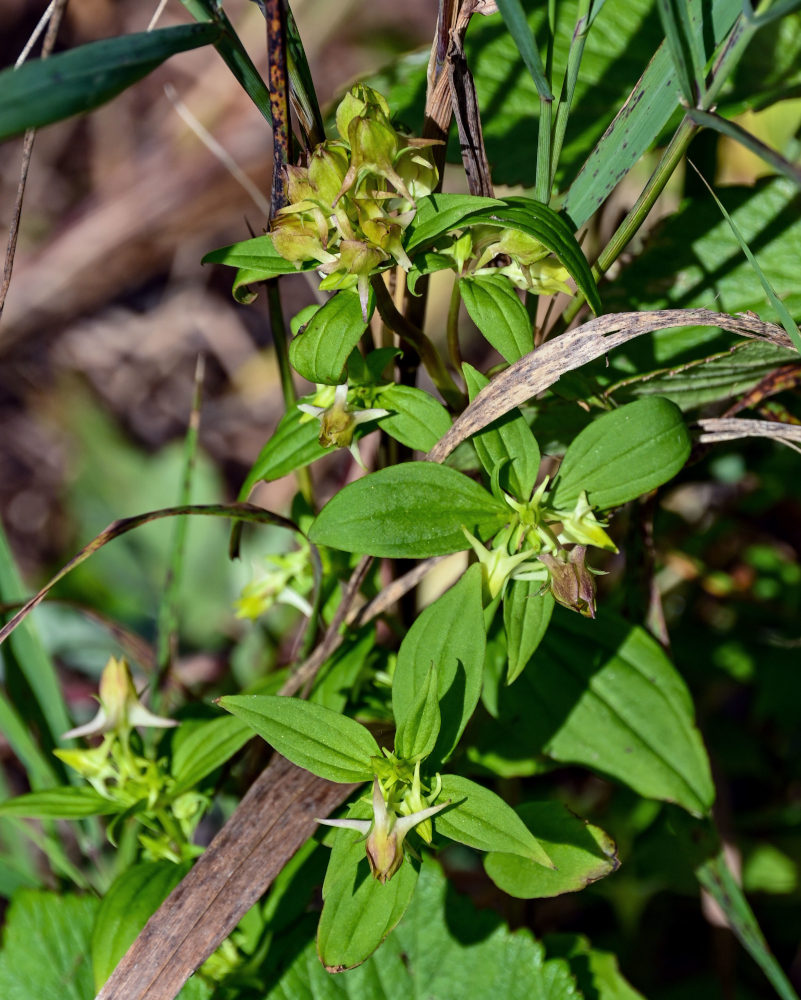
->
495, 0, 554, 100
689, 162, 801, 354
0, 24, 220, 141
689, 107, 801, 189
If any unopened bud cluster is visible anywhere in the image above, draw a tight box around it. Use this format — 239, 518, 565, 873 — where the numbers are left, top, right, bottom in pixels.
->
271, 84, 439, 316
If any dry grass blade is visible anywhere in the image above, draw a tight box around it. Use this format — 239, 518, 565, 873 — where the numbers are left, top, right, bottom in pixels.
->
95, 754, 358, 1000
696, 417, 801, 454
427, 308, 793, 463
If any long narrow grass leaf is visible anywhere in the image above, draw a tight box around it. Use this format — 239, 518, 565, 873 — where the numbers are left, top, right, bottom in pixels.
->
0, 24, 220, 141
496, 0, 554, 100
656, 0, 698, 102
689, 163, 801, 354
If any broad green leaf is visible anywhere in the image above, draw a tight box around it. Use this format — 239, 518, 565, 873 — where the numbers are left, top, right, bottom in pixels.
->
0, 892, 97, 999
289, 290, 373, 385
0, 787, 121, 819
91, 861, 191, 991
460, 276, 534, 363
394, 665, 441, 762
544, 935, 646, 1000
238, 406, 329, 497
318, 801, 419, 972
271, 857, 579, 997
404, 193, 505, 252
484, 801, 618, 898
170, 715, 252, 795
504, 581, 554, 684
219, 695, 378, 783
436, 774, 553, 867
463, 363, 541, 500
375, 384, 452, 452
477, 199, 602, 315
407, 252, 455, 294
0, 25, 220, 141
393, 566, 486, 764
603, 178, 801, 371
309, 463, 507, 558
502, 609, 715, 815
550, 397, 691, 510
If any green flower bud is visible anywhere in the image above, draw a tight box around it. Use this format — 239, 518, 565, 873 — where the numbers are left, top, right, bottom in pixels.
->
308, 142, 350, 206
270, 215, 337, 266
360, 216, 412, 270
335, 84, 391, 143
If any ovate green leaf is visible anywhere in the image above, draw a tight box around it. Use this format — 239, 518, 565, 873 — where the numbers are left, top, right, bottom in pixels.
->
170, 715, 252, 794
376, 384, 452, 452
219, 695, 378, 783
551, 397, 691, 510
502, 609, 715, 816
239, 407, 328, 496
267, 856, 580, 997
289, 290, 373, 385
309, 463, 507, 558
436, 775, 553, 867
460, 276, 534, 363
504, 582, 554, 684
393, 566, 486, 764
318, 801, 419, 972
405, 193, 506, 252
463, 363, 541, 501
484, 801, 618, 898
394, 665, 441, 762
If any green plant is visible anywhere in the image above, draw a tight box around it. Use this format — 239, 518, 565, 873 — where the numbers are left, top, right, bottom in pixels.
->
1, 1, 801, 998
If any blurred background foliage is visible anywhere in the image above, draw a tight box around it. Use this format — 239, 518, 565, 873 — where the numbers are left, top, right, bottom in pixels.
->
1, 1, 801, 997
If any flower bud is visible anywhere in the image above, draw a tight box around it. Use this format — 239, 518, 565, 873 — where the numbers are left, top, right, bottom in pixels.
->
308, 142, 350, 206
270, 215, 337, 267
539, 545, 598, 617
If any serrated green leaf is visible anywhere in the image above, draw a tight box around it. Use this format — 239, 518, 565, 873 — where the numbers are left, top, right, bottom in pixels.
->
463, 363, 541, 500
0, 787, 122, 819
544, 934, 646, 1000
91, 861, 191, 991
550, 397, 691, 510
239, 407, 329, 497
0, 891, 98, 1000
376, 385, 452, 452
309, 463, 507, 559
394, 665, 441, 762
504, 581, 554, 684
484, 801, 618, 899
393, 566, 486, 764
318, 802, 419, 972
405, 193, 506, 252
460, 276, 534, 363
170, 715, 252, 795
219, 695, 378, 783
502, 609, 715, 816
289, 290, 372, 385
268, 856, 580, 995
436, 775, 553, 867
0, 25, 220, 141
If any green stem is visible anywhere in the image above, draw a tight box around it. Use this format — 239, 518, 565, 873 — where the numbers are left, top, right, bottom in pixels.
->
266, 279, 313, 504
446, 278, 463, 374
371, 276, 466, 410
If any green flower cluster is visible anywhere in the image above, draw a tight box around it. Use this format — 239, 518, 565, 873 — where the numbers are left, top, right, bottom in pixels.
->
445, 226, 572, 295
270, 84, 439, 317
